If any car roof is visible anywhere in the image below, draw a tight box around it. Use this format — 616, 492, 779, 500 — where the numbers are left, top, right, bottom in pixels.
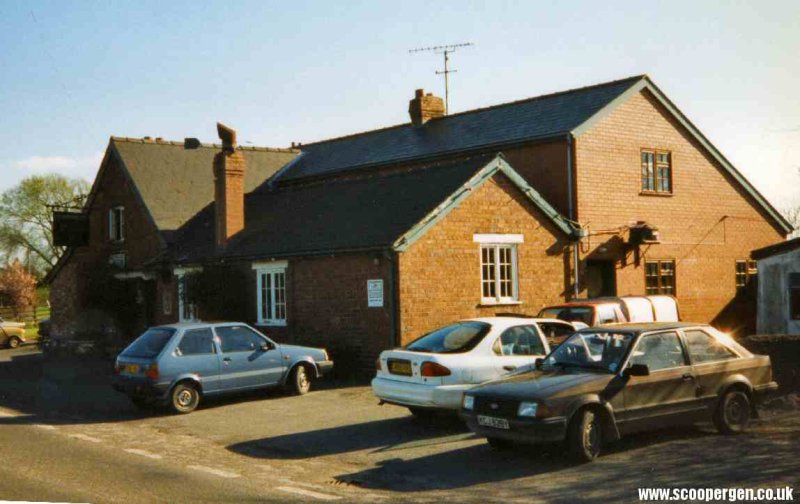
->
465, 317, 569, 327
153, 321, 244, 331
586, 321, 708, 333
543, 300, 620, 309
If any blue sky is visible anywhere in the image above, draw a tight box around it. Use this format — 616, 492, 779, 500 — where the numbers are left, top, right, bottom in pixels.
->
1, 0, 798, 209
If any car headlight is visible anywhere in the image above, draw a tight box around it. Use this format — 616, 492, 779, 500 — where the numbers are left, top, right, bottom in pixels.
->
462, 395, 475, 411
517, 401, 538, 417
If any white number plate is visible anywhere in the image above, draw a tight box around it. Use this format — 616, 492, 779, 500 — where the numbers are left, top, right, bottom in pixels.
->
477, 415, 510, 430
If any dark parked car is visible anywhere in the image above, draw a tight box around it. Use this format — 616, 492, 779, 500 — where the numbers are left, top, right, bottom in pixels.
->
112, 322, 333, 413
461, 322, 777, 462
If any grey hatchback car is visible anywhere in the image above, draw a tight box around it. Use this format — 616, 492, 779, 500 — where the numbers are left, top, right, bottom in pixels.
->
112, 322, 333, 413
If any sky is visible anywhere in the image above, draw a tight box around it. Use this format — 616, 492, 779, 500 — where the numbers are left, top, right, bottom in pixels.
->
1, 0, 798, 211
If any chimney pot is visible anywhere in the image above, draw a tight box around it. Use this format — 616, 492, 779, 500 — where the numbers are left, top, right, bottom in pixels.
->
408, 89, 445, 126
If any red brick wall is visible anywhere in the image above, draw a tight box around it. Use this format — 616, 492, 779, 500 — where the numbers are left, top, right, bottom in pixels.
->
397, 172, 571, 343
501, 140, 571, 217
574, 89, 785, 332
50, 152, 165, 339
248, 254, 394, 374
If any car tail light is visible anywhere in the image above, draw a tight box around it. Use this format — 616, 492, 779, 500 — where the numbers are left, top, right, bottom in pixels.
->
145, 363, 159, 380
113, 362, 121, 375
420, 361, 451, 377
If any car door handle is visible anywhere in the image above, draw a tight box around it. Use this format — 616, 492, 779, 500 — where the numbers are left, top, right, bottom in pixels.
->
223, 357, 232, 363
681, 373, 695, 381
503, 366, 517, 371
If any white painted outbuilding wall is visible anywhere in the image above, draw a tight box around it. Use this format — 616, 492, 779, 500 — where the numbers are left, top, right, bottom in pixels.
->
756, 247, 800, 335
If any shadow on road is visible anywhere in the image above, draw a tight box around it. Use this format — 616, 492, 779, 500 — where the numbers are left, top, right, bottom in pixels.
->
229, 415, 474, 459
0, 348, 346, 426
332, 422, 799, 495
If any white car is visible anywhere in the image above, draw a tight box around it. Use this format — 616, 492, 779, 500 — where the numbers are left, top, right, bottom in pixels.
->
371, 317, 578, 416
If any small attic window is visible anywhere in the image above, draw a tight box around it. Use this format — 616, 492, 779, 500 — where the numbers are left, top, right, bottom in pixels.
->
109, 206, 124, 242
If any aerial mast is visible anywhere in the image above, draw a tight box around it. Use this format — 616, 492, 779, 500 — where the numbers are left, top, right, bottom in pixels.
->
409, 42, 474, 115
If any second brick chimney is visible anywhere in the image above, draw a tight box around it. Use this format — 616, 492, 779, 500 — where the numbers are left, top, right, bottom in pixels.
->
408, 89, 445, 126
213, 122, 245, 249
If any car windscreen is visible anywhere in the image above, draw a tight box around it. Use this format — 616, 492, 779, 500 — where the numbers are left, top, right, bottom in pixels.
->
543, 331, 634, 372
538, 307, 594, 325
121, 328, 176, 358
405, 321, 491, 354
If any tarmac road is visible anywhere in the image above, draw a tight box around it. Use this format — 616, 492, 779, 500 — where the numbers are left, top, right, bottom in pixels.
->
0, 346, 797, 503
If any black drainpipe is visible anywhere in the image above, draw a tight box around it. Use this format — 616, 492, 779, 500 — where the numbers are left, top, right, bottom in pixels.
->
386, 248, 400, 348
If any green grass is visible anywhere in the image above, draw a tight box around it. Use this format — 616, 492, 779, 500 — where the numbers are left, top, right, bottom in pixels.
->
24, 326, 40, 341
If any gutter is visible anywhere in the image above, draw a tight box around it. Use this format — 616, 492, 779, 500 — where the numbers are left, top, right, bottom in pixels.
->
567, 133, 580, 299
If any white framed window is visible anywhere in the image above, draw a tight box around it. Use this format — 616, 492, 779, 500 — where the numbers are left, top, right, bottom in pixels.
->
253, 261, 288, 326
475, 234, 522, 304
109, 206, 124, 242
174, 267, 200, 322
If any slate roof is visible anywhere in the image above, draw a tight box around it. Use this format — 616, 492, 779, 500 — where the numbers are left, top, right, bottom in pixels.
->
110, 138, 298, 232
278, 75, 645, 181
751, 237, 800, 260
174, 154, 572, 263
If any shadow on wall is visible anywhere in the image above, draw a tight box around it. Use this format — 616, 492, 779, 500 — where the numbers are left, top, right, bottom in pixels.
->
711, 285, 757, 337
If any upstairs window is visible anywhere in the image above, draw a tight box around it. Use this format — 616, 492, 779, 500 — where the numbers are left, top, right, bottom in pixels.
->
645, 260, 676, 295
735, 260, 757, 292
109, 206, 124, 242
641, 150, 672, 194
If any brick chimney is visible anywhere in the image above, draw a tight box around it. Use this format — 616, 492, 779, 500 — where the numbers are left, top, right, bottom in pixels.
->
408, 89, 445, 126
213, 122, 245, 249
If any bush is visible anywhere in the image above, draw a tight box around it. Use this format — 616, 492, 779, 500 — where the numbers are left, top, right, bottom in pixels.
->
184, 265, 249, 322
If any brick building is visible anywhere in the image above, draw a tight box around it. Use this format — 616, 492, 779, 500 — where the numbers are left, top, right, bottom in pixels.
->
48, 75, 792, 371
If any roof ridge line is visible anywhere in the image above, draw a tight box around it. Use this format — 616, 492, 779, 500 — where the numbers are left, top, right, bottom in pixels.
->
110, 136, 299, 153
303, 74, 647, 147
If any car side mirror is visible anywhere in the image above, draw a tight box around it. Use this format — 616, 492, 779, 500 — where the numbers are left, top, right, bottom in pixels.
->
623, 363, 650, 377
534, 358, 544, 370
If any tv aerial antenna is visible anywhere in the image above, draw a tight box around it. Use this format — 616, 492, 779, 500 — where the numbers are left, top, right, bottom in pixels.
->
409, 42, 473, 115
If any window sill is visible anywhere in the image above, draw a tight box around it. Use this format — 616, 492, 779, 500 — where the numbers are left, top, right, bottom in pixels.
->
256, 322, 287, 328
639, 191, 673, 197
478, 300, 523, 307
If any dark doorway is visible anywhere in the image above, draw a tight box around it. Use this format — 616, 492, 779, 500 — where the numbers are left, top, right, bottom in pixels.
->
586, 260, 617, 298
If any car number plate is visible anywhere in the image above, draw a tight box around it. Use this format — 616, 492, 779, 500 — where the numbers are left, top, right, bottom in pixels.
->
477, 415, 510, 430
123, 364, 140, 374
388, 360, 412, 376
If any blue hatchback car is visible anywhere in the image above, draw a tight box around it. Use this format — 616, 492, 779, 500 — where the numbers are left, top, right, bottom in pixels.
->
112, 322, 333, 413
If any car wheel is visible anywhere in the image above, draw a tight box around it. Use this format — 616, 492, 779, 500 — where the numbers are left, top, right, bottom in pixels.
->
8, 336, 21, 349
567, 408, 602, 463
714, 389, 751, 434
288, 365, 312, 396
169, 383, 200, 414
487, 437, 513, 450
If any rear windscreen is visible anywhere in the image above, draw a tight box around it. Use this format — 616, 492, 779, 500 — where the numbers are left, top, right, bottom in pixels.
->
405, 321, 491, 353
121, 328, 176, 358
538, 307, 594, 325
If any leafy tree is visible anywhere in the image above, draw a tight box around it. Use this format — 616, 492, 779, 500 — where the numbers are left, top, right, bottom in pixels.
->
0, 260, 37, 318
0, 174, 90, 277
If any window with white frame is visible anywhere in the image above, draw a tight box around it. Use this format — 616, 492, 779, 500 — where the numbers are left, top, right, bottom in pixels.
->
254, 261, 287, 326
474, 234, 522, 304
174, 268, 199, 322
109, 206, 124, 242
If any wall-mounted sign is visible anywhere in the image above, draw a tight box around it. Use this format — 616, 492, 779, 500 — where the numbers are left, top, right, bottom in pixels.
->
367, 279, 384, 308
